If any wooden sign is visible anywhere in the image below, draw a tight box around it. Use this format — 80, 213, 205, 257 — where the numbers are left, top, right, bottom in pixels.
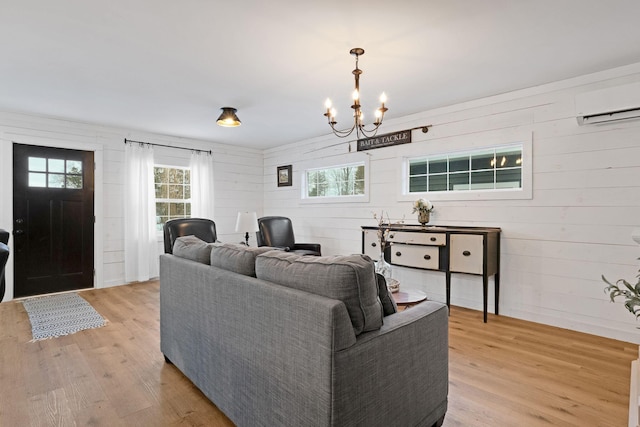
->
356, 129, 412, 151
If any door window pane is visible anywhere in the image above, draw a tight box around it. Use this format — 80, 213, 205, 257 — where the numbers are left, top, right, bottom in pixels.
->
66, 160, 82, 174
48, 159, 65, 173
29, 172, 46, 187
28, 157, 47, 172
66, 175, 83, 189
48, 174, 66, 188
27, 157, 83, 189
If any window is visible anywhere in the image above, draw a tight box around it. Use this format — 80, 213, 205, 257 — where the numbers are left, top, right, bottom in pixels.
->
154, 166, 191, 232
28, 156, 83, 189
407, 145, 523, 194
305, 163, 365, 198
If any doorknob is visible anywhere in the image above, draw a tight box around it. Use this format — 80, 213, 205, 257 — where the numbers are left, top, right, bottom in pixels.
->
14, 229, 24, 236
16, 218, 24, 224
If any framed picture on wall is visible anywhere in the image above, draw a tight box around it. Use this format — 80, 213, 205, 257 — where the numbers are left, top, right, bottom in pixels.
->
277, 165, 292, 187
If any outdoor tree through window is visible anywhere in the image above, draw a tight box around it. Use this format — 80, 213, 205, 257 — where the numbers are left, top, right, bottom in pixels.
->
154, 166, 191, 231
306, 163, 365, 198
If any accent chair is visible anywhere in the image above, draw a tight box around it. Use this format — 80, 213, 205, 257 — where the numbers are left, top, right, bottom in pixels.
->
163, 218, 217, 254
256, 216, 321, 256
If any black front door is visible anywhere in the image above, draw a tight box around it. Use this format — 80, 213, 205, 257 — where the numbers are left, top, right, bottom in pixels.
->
12, 143, 95, 298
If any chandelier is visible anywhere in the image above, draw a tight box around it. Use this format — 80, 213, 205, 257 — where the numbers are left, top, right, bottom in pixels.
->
324, 48, 388, 139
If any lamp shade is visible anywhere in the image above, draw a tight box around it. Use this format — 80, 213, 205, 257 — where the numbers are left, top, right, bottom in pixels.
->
235, 211, 259, 232
217, 107, 242, 127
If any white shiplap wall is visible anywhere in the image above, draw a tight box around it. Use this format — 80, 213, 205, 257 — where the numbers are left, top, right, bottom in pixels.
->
1, 63, 639, 344
263, 63, 640, 344
0, 111, 263, 300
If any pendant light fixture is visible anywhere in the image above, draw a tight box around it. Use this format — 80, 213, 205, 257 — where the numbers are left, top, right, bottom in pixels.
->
323, 48, 388, 139
216, 107, 241, 127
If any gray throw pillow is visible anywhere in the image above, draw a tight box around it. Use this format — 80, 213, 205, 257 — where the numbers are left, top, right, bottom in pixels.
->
172, 235, 213, 264
376, 273, 398, 316
210, 243, 275, 277
255, 251, 383, 335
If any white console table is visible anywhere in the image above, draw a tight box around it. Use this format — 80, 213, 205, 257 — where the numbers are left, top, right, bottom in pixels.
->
362, 225, 501, 322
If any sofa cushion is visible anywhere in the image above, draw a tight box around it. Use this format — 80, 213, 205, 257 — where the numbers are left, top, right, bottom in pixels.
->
376, 273, 398, 316
210, 243, 275, 277
172, 235, 213, 264
255, 251, 383, 335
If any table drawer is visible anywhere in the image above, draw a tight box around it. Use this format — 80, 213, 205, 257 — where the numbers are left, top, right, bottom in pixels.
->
391, 244, 439, 270
362, 230, 381, 259
450, 234, 484, 275
387, 231, 446, 246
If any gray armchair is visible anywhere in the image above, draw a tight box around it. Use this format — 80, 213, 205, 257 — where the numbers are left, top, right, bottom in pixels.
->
163, 218, 217, 254
256, 216, 321, 256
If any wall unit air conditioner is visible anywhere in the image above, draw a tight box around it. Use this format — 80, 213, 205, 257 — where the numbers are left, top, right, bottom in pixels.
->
575, 82, 640, 125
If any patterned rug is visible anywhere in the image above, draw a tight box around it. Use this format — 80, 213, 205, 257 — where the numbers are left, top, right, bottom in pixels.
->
22, 292, 107, 341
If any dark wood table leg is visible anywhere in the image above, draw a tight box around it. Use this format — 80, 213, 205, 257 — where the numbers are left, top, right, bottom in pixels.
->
495, 272, 500, 316
483, 274, 488, 323
446, 271, 451, 314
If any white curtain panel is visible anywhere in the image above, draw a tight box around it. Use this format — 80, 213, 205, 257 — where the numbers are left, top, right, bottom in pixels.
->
124, 142, 158, 282
189, 151, 215, 219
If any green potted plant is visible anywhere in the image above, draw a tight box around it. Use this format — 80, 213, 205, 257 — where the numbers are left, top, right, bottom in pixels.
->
603, 261, 640, 321
603, 260, 640, 426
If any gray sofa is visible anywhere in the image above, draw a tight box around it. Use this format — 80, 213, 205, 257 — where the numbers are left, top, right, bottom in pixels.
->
160, 239, 448, 427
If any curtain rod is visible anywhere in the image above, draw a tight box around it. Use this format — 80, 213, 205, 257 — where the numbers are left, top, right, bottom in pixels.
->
123, 138, 212, 155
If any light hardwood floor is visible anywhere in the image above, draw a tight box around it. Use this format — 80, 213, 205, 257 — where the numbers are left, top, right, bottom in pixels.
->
0, 280, 636, 426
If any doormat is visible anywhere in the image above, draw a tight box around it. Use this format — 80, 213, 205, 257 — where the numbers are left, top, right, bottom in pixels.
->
22, 292, 107, 341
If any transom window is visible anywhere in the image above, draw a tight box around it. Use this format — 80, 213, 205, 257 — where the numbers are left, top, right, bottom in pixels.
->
154, 166, 191, 231
408, 145, 523, 193
27, 156, 83, 189
306, 163, 365, 198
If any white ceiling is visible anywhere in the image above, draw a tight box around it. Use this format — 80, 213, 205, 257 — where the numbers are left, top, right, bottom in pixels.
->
2, 1, 640, 150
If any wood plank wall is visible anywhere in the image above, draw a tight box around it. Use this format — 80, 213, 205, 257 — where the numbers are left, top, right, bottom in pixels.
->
263, 63, 640, 344
0, 112, 264, 299
1, 62, 640, 344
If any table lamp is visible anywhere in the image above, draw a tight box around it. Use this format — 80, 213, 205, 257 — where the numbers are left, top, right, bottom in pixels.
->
235, 212, 259, 246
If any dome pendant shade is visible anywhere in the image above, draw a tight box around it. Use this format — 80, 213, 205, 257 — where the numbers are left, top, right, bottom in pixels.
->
216, 107, 241, 127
